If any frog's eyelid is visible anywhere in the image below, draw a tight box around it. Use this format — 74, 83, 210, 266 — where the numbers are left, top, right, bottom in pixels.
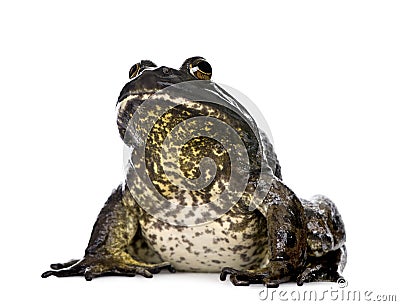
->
129, 64, 159, 80
128, 67, 158, 81
140, 67, 158, 73
189, 60, 212, 80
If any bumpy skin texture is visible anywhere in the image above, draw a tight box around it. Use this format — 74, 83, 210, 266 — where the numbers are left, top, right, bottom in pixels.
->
42, 57, 346, 286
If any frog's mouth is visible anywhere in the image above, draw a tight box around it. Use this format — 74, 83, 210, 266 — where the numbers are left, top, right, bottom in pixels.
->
117, 77, 183, 107
117, 90, 158, 106
116, 89, 162, 141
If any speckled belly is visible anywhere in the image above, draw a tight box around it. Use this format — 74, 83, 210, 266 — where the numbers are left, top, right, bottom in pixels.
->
138, 207, 269, 272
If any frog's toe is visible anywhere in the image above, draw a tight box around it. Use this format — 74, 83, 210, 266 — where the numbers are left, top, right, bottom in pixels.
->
262, 279, 280, 288
82, 265, 147, 281
42, 261, 85, 278
220, 267, 250, 285
220, 267, 265, 286
49, 259, 80, 270
146, 261, 176, 274
228, 274, 251, 286
296, 265, 341, 286
220, 267, 238, 281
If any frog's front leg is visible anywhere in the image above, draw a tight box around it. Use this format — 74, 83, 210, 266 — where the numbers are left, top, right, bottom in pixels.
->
42, 185, 175, 281
220, 179, 307, 287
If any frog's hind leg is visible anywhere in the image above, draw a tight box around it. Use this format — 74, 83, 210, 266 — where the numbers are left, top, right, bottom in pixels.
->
297, 246, 347, 285
297, 195, 347, 285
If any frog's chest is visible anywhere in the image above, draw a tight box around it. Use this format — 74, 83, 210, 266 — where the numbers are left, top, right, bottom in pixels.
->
138, 206, 269, 272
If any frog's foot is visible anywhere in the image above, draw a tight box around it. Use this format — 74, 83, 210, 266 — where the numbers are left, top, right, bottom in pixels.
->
296, 264, 341, 286
220, 262, 293, 287
42, 252, 175, 281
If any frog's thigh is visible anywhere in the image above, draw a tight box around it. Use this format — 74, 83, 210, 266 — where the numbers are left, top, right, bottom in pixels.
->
302, 194, 346, 256
297, 246, 347, 285
297, 193, 347, 285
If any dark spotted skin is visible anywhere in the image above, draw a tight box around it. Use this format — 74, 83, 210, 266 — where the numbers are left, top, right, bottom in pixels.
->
42, 57, 346, 286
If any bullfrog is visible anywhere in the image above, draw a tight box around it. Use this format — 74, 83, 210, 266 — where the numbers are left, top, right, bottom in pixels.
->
42, 56, 347, 287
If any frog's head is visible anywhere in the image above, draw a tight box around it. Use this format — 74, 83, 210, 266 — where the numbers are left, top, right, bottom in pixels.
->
116, 56, 212, 140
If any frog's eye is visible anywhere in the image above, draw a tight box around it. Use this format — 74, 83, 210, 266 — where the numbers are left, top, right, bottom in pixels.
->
129, 63, 140, 79
129, 60, 157, 79
189, 59, 212, 80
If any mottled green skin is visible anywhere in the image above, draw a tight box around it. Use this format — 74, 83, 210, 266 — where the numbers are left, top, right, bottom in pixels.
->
42, 57, 346, 286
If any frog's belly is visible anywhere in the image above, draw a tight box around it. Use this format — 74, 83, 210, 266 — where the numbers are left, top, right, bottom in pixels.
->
139, 210, 269, 272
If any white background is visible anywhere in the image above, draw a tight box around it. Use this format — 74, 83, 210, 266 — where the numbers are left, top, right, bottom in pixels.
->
1, 0, 399, 305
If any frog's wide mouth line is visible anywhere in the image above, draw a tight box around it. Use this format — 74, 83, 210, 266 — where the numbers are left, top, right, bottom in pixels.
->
117, 90, 159, 104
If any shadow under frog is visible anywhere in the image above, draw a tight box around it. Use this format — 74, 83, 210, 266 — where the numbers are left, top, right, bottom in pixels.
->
42, 57, 346, 287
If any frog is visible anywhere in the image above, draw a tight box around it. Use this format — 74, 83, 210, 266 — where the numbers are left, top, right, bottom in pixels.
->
42, 56, 346, 287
